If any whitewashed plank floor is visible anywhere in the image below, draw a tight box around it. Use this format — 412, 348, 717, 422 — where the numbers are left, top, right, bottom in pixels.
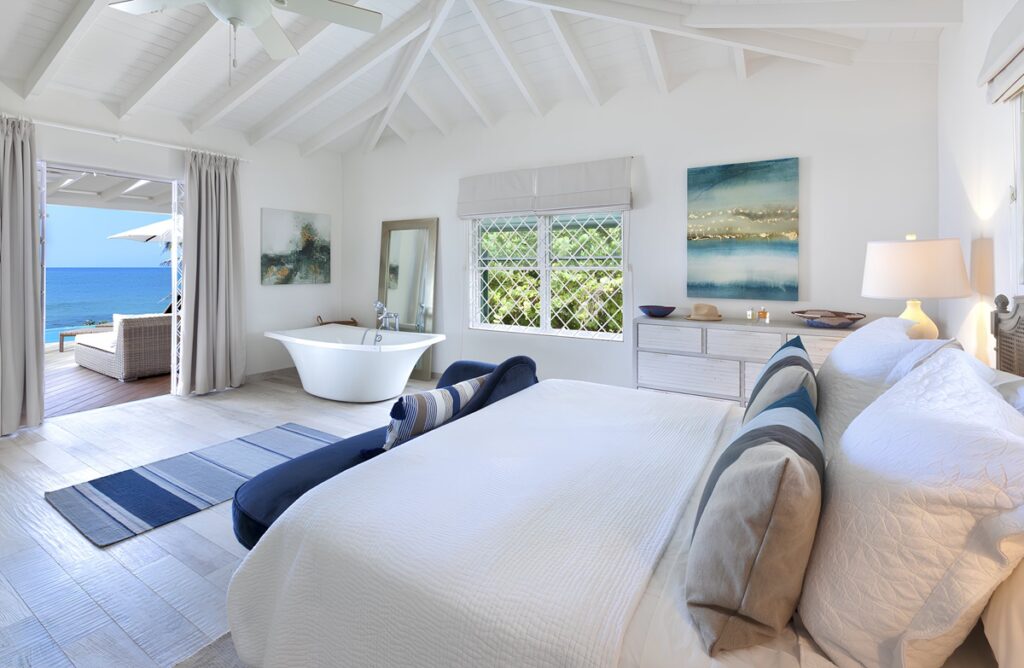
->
0, 369, 430, 667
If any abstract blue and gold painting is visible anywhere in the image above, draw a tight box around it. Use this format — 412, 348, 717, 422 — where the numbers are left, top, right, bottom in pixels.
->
687, 157, 799, 301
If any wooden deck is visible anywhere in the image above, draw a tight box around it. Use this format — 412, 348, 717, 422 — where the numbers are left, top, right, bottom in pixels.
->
45, 346, 169, 418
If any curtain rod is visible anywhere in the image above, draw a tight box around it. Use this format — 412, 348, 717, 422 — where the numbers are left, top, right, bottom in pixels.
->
4, 114, 251, 163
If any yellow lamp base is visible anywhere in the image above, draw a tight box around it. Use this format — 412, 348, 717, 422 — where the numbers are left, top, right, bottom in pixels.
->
898, 299, 939, 339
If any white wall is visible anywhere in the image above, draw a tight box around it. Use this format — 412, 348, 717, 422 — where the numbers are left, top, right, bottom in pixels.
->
937, 0, 1018, 364
0, 85, 346, 375
339, 61, 938, 386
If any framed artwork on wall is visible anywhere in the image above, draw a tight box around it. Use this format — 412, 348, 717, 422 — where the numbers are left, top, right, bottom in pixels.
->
686, 157, 799, 301
260, 208, 331, 285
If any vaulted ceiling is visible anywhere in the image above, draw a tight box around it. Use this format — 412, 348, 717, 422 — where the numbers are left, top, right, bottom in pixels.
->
0, 0, 960, 156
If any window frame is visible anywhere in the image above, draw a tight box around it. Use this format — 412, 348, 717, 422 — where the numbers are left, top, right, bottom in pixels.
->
468, 210, 629, 341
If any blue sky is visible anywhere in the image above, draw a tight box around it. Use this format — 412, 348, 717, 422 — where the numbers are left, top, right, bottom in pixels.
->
46, 205, 168, 268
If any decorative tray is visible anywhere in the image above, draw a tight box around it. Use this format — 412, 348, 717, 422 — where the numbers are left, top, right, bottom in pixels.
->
791, 309, 865, 329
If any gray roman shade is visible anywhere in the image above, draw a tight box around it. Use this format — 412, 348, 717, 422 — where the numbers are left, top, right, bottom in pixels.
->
457, 157, 632, 218
979, 0, 1024, 103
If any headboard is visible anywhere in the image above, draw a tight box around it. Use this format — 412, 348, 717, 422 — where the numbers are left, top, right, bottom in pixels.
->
993, 295, 1024, 375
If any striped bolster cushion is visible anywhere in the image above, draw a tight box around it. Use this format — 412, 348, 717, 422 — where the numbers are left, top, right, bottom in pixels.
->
383, 375, 487, 450
687, 387, 825, 654
744, 336, 817, 424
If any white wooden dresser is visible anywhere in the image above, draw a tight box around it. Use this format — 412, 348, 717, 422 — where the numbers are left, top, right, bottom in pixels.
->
633, 315, 857, 404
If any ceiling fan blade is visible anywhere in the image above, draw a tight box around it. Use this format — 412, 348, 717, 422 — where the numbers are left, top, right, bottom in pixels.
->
252, 16, 299, 60
277, 0, 383, 34
107, 0, 198, 15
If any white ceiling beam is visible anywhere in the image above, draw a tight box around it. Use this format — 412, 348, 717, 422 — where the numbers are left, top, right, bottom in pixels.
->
543, 9, 601, 106
388, 118, 413, 143
364, 0, 457, 152
190, 21, 331, 133
119, 13, 219, 118
733, 47, 748, 80
250, 4, 433, 145
505, 0, 853, 66
406, 86, 451, 136
466, 0, 544, 115
24, 0, 106, 97
683, 0, 962, 30
430, 42, 493, 127
301, 93, 390, 156
640, 29, 670, 94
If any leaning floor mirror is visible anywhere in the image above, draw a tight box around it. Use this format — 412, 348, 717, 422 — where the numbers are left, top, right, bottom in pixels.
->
378, 218, 439, 381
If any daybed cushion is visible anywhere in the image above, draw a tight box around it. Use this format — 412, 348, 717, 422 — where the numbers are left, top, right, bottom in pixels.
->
75, 331, 116, 353
686, 387, 824, 654
232, 356, 538, 550
799, 348, 1024, 668
743, 336, 816, 424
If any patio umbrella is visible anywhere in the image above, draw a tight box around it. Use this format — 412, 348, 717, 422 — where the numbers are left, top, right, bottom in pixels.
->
107, 217, 180, 244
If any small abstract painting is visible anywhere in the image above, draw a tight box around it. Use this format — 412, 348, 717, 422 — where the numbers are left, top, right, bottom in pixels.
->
687, 157, 799, 301
261, 208, 331, 285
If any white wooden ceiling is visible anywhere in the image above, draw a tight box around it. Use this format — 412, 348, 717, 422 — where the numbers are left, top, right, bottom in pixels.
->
0, 0, 959, 156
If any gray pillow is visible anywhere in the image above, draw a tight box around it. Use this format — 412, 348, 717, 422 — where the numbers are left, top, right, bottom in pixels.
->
686, 387, 824, 654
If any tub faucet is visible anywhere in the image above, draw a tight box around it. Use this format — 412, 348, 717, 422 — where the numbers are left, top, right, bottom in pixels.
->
373, 301, 400, 332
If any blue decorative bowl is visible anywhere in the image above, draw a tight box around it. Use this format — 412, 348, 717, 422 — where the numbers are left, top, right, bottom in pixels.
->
792, 309, 865, 329
639, 305, 676, 318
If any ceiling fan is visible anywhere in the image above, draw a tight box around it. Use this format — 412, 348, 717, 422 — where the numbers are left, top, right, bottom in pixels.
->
109, 0, 384, 60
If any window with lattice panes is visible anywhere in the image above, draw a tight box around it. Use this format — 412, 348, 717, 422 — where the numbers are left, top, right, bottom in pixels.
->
471, 212, 624, 340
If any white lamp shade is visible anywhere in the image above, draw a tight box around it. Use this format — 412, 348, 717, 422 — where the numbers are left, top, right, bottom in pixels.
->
862, 238, 971, 299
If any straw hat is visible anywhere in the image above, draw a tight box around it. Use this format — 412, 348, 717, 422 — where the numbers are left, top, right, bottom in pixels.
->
685, 303, 723, 321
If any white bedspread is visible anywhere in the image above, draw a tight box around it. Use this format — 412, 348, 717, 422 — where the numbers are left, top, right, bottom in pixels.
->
227, 380, 732, 668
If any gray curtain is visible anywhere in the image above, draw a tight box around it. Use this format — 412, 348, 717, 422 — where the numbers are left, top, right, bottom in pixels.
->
0, 118, 43, 435
179, 151, 245, 395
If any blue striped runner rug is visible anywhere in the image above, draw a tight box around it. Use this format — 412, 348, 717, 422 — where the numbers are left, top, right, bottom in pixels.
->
45, 423, 341, 547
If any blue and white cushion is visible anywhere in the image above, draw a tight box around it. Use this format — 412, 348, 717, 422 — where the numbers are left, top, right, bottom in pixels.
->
744, 336, 817, 423
383, 375, 487, 450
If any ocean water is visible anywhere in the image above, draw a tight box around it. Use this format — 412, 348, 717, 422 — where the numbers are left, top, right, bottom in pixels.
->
45, 267, 172, 343
687, 239, 799, 302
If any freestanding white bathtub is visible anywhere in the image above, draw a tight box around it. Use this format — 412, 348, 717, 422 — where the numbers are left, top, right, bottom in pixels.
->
265, 324, 446, 403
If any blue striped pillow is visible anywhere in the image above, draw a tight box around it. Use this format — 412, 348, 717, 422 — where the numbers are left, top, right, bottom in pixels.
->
744, 337, 817, 424
383, 375, 487, 450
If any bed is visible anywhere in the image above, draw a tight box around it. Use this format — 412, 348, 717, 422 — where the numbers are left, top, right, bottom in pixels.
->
227, 307, 1024, 668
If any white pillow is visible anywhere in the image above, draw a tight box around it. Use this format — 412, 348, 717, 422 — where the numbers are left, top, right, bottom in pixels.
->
799, 349, 1024, 668
816, 317, 953, 458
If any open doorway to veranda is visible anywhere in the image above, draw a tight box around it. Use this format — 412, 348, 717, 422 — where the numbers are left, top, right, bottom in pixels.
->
41, 164, 181, 418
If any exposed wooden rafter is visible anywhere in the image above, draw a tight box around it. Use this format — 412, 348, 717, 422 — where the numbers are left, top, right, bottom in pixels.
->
364, 0, 458, 152
24, 0, 106, 97
543, 9, 601, 106
683, 0, 962, 30
249, 4, 433, 145
190, 21, 331, 133
641, 29, 670, 94
301, 93, 389, 156
406, 86, 451, 136
430, 42, 493, 127
119, 13, 219, 118
505, 0, 854, 66
466, 0, 544, 116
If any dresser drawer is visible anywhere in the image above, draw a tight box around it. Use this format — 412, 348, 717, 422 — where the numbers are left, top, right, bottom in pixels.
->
743, 362, 765, 399
637, 324, 702, 354
706, 329, 785, 362
637, 352, 740, 398
789, 333, 844, 366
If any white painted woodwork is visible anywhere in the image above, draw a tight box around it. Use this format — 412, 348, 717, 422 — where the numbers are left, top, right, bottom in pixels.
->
118, 13, 219, 118
24, 0, 107, 97
249, 6, 432, 145
189, 21, 331, 133
744, 362, 764, 399
637, 351, 741, 398
506, 0, 854, 66
466, 0, 545, 116
706, 329, 785, 361
683, 1, 963, 30
406, 86, 451, 136
544, 9, 602, 106
429, 41, 494, 127
788, 333, 845, 367
641, 29, 670, 94
301, 92, 390, 156
637, 323, 701, 354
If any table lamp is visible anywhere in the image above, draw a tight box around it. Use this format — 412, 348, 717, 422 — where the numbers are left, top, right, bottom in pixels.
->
861, 235, 971, 339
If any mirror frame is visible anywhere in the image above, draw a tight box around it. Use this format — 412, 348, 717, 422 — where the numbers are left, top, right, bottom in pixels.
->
378, 217, 439, 380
